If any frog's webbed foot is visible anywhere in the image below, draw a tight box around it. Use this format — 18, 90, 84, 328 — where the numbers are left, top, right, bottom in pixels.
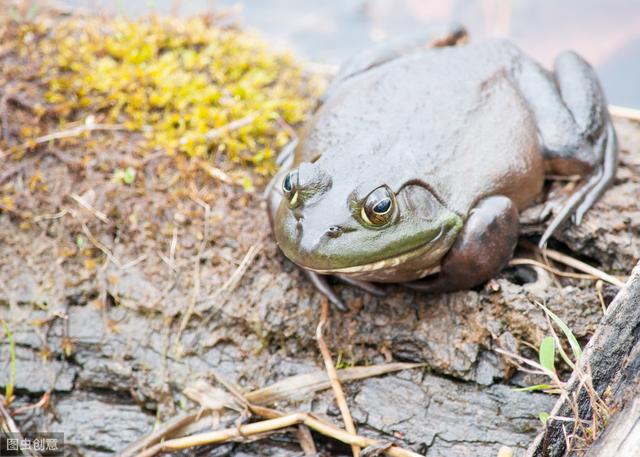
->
539, 194, 565, 223
539, 127, 616, 248
572, 123, 618, 223
404, 196, 519, 293
320, 23, 467, 105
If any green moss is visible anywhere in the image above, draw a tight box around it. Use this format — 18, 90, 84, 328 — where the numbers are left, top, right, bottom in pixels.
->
33, 15, 320, 180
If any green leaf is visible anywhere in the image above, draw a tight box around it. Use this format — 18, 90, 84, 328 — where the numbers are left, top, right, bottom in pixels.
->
537, 302, 582, 361
512, 384, 554, 392
539, 412, 550, 425
123, 167, 136, 185
539, 336, 556, 374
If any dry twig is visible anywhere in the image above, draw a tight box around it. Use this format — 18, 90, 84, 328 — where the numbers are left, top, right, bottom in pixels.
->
177, 199, 210, 339
316, 297, 360, 457
609, 104, 640, 122
81, 223, 121, 267
204, 113, 257, 142
130, 363, 423, 456
25, 119, 126, 147
0, 157, 34, 184
12, 391, 51, 416
0, 395, 41, 457
70, 192, 111, 224
519, 241, 626, 287
197, 161, 234, 184
120, 411, 201, 457
245, 362, 422, 405
133, 412, 421, 457
295, 424, 317, 455
198, 241, 264, 315
539, 248, 625, 288
509, 258, 597, 281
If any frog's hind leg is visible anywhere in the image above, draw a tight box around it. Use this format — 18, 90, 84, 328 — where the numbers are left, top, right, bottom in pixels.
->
551, 52, 618, 224
516, 51, 618, 247
320, 23, 467, 104
403, 196, 519, 293
573, 122, 617, 223
537, 52, 618, 247
540, 123, 617, 247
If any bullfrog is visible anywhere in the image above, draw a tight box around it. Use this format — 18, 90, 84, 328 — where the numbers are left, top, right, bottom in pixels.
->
267, 24, 618, 311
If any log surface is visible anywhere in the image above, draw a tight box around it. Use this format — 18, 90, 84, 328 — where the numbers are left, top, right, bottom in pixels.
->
527, 261, 640, 456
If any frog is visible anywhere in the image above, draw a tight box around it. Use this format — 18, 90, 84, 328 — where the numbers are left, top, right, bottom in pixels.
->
266, 24, 618, 311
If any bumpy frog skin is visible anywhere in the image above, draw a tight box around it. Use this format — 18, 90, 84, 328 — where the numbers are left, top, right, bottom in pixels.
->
267, 24, 617, 311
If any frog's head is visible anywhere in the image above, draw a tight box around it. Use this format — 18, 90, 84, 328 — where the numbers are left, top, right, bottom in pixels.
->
273, 158, 463, 276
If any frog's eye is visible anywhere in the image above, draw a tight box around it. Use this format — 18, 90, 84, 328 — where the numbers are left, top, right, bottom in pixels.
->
282, 170, 299, 206
361, 186, 396, 226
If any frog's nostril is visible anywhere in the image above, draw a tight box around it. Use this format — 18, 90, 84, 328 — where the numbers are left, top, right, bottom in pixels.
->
326, 225, 343, 238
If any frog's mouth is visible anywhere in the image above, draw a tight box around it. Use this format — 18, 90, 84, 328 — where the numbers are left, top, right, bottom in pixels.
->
306, 225, 452, 276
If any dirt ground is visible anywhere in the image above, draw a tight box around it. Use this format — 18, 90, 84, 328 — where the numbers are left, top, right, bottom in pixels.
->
1, 8, 640, 457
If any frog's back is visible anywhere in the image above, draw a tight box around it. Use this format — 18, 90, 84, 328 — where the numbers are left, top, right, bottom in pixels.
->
299, 39, 544, 217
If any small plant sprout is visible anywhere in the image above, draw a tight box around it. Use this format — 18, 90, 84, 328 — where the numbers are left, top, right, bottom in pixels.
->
538, 412, 550, 425
112, 167, 136, 185
1, 319, 16, 406
496, 301, 610, 453
539, 336, 556, 374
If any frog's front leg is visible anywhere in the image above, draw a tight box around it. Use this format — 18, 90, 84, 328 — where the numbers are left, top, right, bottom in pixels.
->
516, 52, 618, 247
404, 196, 519, 293
302, 272, 386, 312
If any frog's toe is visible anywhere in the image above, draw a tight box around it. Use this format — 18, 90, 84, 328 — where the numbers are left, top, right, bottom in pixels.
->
336, 275, 387, 297
539, 123, 617, 247
574, 124, 618, 224
304, 270, 349, 312
539, 197, 564, 223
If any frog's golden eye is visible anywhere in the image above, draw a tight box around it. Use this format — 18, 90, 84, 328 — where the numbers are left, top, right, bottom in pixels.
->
361, 186, 396, 226
282, 170, 299, 206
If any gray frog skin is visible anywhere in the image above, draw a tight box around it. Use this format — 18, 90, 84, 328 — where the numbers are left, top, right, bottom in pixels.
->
267, 24, 618, 311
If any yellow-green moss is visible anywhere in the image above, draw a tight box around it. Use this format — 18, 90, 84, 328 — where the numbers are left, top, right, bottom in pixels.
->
34, 16, 319, 178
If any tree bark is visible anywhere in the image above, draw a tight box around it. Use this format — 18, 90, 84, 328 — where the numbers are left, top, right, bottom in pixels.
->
584, 397, 640, 457
527, 261, 640, 456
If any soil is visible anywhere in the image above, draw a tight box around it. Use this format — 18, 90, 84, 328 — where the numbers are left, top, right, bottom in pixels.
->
1, 10, 640, 457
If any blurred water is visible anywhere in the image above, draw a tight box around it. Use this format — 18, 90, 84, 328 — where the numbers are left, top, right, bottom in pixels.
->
58, 0, 640, 108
